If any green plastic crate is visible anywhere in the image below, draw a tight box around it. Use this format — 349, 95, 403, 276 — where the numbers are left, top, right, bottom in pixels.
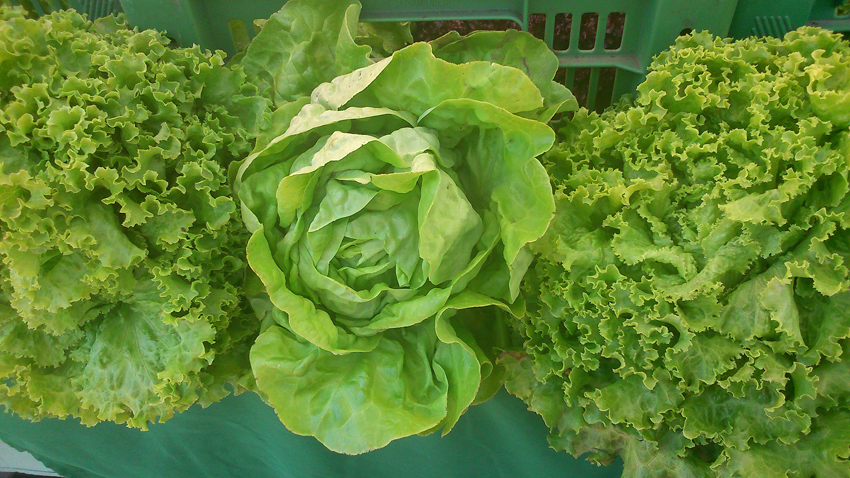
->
728, 0, 850, 38
7, 0, 120, 18
116, 0, 739, 111
808, 0, 850, 32
6, 0, 849, 116
728, 0, 816, 37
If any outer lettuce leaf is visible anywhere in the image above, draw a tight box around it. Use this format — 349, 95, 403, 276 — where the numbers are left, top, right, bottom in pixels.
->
720, 411, 850, 478
251, 321, 463, 455
505, 28, 850, 477
429, 29, 577, 121
241, 0, 371, 106
356, 21, 413, 60
236, 0, 560, 453
241, 2, 573, 151
72, 280, 218, 427
239, 0, 414, 157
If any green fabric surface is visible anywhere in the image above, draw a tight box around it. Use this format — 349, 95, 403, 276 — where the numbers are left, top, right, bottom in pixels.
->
0, 389, 622, 478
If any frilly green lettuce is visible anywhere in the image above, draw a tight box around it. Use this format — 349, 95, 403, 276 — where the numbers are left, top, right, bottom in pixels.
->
505, 28, 850, 477
0, 7, 264, 428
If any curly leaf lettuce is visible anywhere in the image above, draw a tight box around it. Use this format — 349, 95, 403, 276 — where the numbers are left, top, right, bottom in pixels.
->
236, 8, 572, 450
505, 28, 850, 477
0, 7, 263, 428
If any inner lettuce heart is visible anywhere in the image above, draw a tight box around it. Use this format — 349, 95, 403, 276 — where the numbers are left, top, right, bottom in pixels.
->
235, 41, 567, 453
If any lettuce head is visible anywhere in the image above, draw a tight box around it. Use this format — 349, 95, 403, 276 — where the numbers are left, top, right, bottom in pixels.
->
234, 0, 575, 455
0, 7, 265, 428
505, 28, 850, 477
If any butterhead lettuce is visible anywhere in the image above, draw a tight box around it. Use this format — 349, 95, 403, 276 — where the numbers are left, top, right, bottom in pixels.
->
235, 0, 573, 454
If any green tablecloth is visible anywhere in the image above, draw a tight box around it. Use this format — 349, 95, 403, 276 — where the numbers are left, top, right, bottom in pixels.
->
0, 390, 622, 478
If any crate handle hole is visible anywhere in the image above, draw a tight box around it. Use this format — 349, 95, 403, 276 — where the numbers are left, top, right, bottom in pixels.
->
553, 13, 572, 51
528, 13, 546, 40
579, 13, 599, 51
570, 67, 592, 106
604, 12, 625, 50
595, 67, 618, 111
679, 27, 694, 37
